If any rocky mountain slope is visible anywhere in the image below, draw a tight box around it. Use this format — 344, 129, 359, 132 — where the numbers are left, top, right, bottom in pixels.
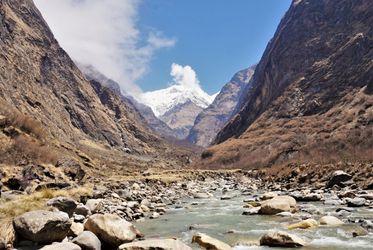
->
201, 0, 373, 169
0, 0, 190, 186
79, 64, 179, 139
140, 85, 216, 139
160, 100, 204, 139
187, 66, 255, 147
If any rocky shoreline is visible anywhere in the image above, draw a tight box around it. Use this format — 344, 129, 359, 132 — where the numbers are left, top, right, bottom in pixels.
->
0, 169, 372, 249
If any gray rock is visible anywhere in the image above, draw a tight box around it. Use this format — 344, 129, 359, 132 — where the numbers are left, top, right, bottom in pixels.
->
47, 196, 77, 216
40, 242, 81, 250
346, 197, 366, 207
327, 170, 352, 188
13, 210, 71, 243
72, 231, 101, 250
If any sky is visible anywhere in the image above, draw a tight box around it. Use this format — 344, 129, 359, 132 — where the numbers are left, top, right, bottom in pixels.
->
34, 0, 291, 96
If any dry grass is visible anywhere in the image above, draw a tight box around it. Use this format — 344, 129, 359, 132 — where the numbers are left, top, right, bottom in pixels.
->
0, 186, 93, 219
0, 101, 46, 140
0, 134, 58, 165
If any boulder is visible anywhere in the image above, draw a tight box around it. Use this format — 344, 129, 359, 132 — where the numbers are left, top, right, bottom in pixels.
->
69, 222, 84, 237
259, 196, 297, 215
288, 219, 318, 230
72, 231, 101, 250
259, 231, 306, 248
40, 242, 81, 250
350, 226, 369, 237
46, 196, 77, 216
119, 238, 192, 250
13, 210, 71, 243
192, 233, 232, 250
319, 216, 344, 226
85, 199, 104, 214
346, 197, 366, 207
326, 170, 352, 188
84, 214, 141, 246
75, 204, 91, 217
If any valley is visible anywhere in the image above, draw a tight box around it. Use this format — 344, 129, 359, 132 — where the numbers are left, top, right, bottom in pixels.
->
0, 0, 372, 249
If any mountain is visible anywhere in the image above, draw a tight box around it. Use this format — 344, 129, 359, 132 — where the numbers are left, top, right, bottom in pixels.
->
200, 0, 373, 169
187, 66, 256, 147
140, 84, 216, 139
78, 64, 179, 139
0, 0, 190, 184
160, 100, 204, 139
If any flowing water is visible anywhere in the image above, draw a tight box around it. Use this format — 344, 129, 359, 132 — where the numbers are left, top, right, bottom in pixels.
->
135, 193, 373, 249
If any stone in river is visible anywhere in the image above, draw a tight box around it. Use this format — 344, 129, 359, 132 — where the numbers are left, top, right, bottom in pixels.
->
260, 231, 307, 248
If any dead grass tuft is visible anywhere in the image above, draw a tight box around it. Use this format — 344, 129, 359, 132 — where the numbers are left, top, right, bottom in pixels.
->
0, 186, 93, 219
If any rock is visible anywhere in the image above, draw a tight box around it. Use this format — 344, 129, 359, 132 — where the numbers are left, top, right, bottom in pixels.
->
259, 196, 297, 215
326, 171, 352, 188
85, 199, 104, 214
260, 231, 306, 248
140, 204, 150, 213
192, 232, 232, 250
336, 207, 354, 212
75, 204, 91, 217
350, 226, 369, 237
84, 214, 141, 246
276, 212, 294, 217
132, 183, 140, 190
193, 192, 211, 199
74, 214, 86, 223
40, 242, 82, 250
13, 210, 71, 243
140, 199, 151, 207
346, 197, 366, 207
288, 219, 318, 230
119, 238, 192, 250
46, 196, 77, 216
291, 192, 322, 202
324, 199, 342, 206
149, 212, 160, 219
72, 231, 101, 250
69, 222, 84, 237
319, 216, 344, 226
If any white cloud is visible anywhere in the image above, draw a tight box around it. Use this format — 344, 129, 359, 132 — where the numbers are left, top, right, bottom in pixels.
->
34, 0, 175, 95
170, 63, 201, 90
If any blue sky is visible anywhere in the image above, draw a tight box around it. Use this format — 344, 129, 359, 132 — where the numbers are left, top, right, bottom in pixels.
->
137, 0, 291, 94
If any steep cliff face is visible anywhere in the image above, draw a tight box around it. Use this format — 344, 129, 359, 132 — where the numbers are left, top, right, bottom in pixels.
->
187, 66, 255, 147
0, 0, 187, 174
79, 64, 179, 140
202, 0, 373, 168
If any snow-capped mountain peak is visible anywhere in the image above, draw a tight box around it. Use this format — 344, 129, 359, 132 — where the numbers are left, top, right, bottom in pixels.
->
139, 84, 216, 117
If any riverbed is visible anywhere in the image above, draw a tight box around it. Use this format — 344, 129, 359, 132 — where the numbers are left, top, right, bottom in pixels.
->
135, 192, 373, 249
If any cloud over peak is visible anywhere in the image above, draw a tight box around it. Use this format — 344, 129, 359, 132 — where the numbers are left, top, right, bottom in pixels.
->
170, 63, 202, 91
34, 0, 175, 95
